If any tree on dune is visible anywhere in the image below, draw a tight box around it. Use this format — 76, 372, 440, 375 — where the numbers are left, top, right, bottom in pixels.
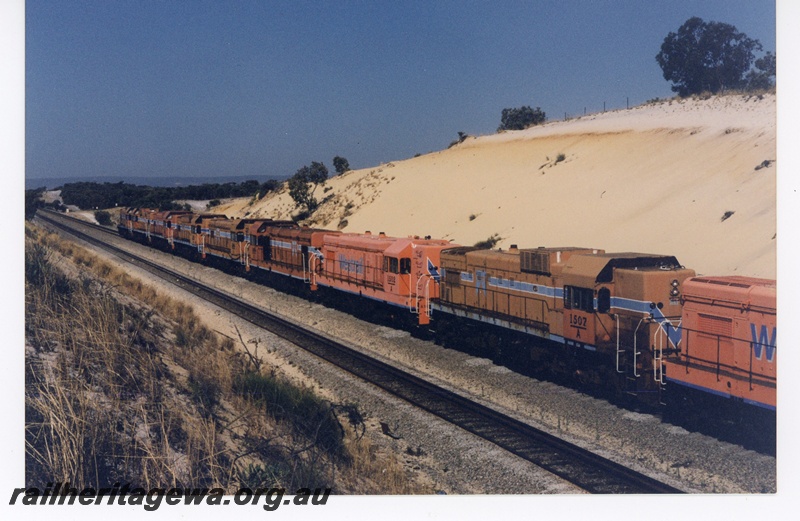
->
288, 161, 329, 214
333, 156, 350, 175
746, 51, 776, 91
656, 17, 773, 96
497, 106, 546, 132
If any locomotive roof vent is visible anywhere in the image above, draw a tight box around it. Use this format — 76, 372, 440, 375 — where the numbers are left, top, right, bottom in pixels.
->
509, 244, 519, 253
379, 231, 386, 237
520, 249, 551, 276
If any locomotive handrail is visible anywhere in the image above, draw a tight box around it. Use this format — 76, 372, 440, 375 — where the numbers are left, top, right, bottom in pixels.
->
413, 273, 434, 321
240, 241, 249, 268
632, 318, 646, 378
677, 326, 776, 388
615, 314, 623, 374
308, 254, 318, 287
653, 322, 676, 385
302, 250, 309, 283
654, 326, 662, 383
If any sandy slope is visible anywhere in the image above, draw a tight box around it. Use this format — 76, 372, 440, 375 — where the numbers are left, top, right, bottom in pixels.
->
219, 93, 776, 278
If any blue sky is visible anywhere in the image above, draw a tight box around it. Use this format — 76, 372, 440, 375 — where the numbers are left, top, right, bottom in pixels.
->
25, 0, 776, 181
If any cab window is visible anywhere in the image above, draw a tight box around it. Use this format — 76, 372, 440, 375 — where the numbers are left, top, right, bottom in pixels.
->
384, 257, 399, 273
597, 288, 611, 313
400, 258, 411, 274
564, 285, 594, 312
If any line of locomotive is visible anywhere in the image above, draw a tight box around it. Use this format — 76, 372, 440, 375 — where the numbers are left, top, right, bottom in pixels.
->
116, 207, 776, 431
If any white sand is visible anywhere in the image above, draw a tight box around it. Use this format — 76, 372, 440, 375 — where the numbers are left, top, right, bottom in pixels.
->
220, 93, 776, 278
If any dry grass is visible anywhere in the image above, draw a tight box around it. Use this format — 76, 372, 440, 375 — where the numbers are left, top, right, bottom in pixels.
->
25, 223, 425, 493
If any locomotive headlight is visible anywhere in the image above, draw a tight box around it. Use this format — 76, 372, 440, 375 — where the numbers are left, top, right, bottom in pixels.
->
671, 279, 679, 287
670, 288, 679, 297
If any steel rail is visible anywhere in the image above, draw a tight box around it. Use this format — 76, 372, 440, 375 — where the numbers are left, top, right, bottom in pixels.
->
36, 211, 684, 494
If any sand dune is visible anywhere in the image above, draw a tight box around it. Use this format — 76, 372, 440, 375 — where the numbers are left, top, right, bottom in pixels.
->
219, 93, 776, 279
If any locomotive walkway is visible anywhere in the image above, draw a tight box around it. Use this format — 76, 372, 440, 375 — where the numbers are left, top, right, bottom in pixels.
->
37, 210, 684, 494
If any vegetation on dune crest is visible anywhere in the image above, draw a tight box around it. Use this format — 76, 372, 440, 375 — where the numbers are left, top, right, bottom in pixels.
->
448, 131, 470, 148
474, 234, 502, 250
656, 17, 775, 96
288, 162, 329, 217
498, 106, 546, 132
333, 156, 350, 175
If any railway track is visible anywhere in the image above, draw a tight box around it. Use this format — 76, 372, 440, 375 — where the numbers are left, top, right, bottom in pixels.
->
36, 210, 684, 494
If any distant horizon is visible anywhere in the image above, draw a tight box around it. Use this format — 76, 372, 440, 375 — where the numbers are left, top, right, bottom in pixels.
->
25, 173, 288, 191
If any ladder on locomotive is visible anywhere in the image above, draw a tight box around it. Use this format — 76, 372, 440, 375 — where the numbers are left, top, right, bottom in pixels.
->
238, 240, 250, 269
197, 233, 205, 256
412, 274, 434, 322
615, 315, 666, 401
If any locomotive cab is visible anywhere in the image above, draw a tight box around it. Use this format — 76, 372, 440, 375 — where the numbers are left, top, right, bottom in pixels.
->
560, 253, 695, 394
319, 232, 455, 325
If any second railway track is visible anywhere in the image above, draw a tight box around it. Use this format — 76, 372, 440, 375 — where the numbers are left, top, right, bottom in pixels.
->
37, 210, 684, 494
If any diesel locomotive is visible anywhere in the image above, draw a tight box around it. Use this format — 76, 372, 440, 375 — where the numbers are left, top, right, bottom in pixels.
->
117, 207, 777, 431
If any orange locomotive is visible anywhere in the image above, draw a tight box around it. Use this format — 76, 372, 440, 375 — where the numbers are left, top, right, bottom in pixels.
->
118, 207, 227, 252
191, 217, 339, 282
316, 231, 456, 325
174, 212, 227, 251
253, 222, 337, 283
116, 206, 776, 422
436, 245, 696, 395
118, 208, 453, 324
118, 207, 149, 237
665, 276, 776, 411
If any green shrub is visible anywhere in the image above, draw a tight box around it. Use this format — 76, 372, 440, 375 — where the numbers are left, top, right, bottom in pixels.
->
94, 210, 113, 226
498, 106, 546, 131
333, 156, 350, 175
288, 162, 328, 213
